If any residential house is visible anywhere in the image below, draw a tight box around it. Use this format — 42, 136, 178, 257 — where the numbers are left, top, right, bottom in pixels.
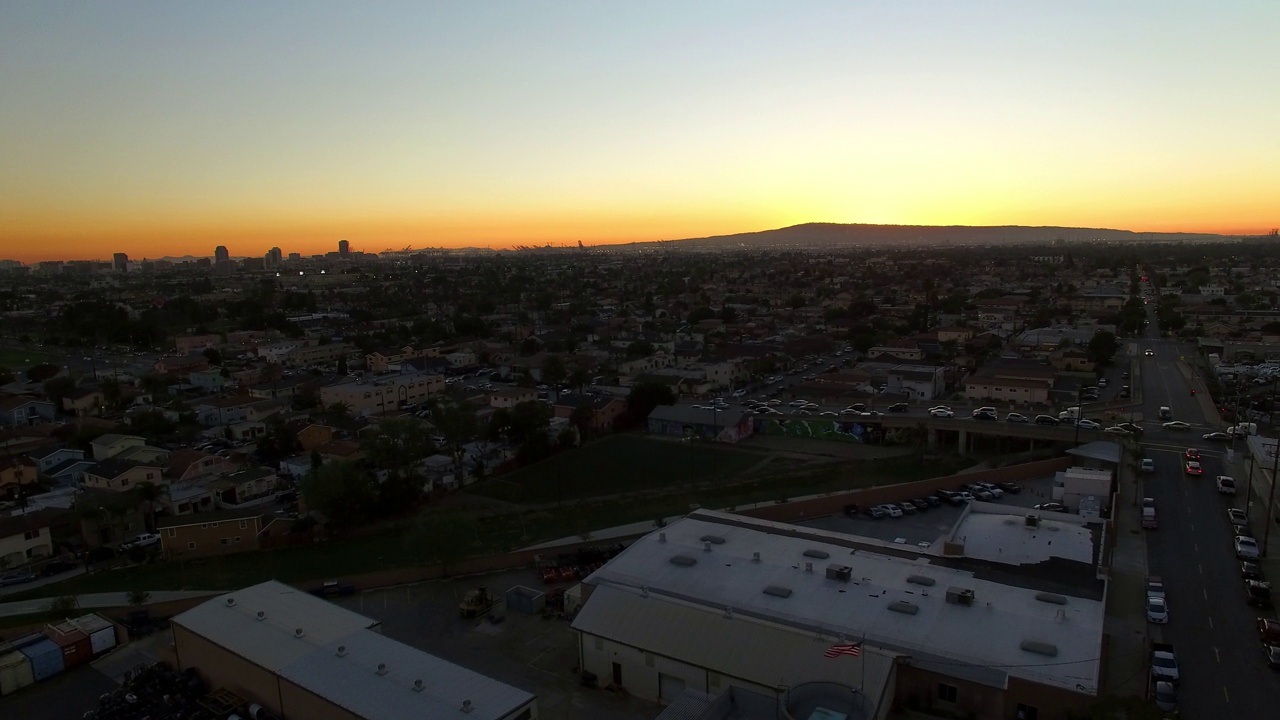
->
90, 433, 146, 461
62, 386, 106, 416
194, 395, 258, 427
167, 482, 217, 516
866, 344, 924, 361
158, 508, 269, 558
81, 459, 163, 492
366, 345, 434, 374
0, 397, 57, 427
0, 509, 59, 567
618, 354, 673, 379
285, 342, 351, 368
445, 348, 478, 368
963, 361, 1057, 404
245, 398, 287, 423
316, 440, 364, 464
703, 360, 750, 390
553, 395, 627, 432
935, 326, 975, 343
0, 456, 38, 500
153, 354, 210, 377
247, 377, 310, 400
208, 467, 277, 507
885, 364, 947, 401
28, 447, 84, 475
489, 387, 537, 409
254, 340, 302, 364
1050, 350, 1096, 373
296, 424, 334, 452
166, 449, 226, 484
188, 368, 229, 393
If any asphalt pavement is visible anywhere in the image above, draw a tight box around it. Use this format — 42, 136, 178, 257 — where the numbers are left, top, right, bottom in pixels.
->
1135, 328, 1280, 716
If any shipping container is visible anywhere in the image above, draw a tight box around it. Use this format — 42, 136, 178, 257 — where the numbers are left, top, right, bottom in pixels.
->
0, 649, 35, 696
17, 637, 64, 682
45, 622, 93, 669
68, 613, 119, 656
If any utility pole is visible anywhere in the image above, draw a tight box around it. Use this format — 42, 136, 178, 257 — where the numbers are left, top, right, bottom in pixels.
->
1263, 379, 1279, 557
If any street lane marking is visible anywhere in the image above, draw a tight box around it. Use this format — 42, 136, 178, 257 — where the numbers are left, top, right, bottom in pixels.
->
1199, 564, 1203, 574
1194, 543, 1199, 552
1224, 687, 1230, 703
1204, 588, 1209, 600
1215, 647, 1220, 662
1208, 616, 1213, 629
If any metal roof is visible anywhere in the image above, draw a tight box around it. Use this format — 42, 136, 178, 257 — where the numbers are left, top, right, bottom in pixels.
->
171, 581, 379, 671
277, 629, 535, 720
578, 511, 1103, 694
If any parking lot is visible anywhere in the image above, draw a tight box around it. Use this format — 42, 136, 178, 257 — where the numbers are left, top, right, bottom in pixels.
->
798, 474, 1059, 547
332, 568, 660, 720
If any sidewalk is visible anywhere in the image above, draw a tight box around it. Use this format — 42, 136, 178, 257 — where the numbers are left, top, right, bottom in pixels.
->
1102, 462, 1151, 697
0, 590, 220, 618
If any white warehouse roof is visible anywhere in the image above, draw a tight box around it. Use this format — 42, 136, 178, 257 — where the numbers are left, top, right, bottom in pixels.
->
579, 511, 1104, 694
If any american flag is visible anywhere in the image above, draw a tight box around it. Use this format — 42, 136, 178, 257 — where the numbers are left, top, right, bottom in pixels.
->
824, 642, 862, 659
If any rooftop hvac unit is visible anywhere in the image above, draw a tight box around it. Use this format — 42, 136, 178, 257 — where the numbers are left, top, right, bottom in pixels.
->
945, 587, 975, 606
825, 564, 852, 582
1024, 514, 1039, 528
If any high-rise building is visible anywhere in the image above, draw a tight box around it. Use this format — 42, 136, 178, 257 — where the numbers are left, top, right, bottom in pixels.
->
112, 252, 128, 271
265, 247, 283, 268
214, 245, 229, 263
338, 239, 350, 256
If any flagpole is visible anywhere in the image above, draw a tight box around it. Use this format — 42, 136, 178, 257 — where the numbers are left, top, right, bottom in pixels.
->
860, 632, 866, 701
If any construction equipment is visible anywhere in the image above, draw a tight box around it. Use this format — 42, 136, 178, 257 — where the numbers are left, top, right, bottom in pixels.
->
459, 586, 499, 619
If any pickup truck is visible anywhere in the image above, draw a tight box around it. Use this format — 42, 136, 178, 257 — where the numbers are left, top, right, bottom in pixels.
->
1151, 642, 1180, 683
1216, 475, 1237, 495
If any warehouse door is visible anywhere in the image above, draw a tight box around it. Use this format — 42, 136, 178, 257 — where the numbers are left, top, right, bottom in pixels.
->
658, 673, 686, 702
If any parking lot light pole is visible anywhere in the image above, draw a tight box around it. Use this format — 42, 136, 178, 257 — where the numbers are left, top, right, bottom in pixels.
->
1264, 435, 1279, 558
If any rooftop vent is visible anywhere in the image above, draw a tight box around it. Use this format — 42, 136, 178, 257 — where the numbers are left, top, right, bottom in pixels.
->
461, 699, 474, 714
376, 662, 388, 676
255, 611, 266, 621
945, 587, 975, 606
1025, 514, 1040, 528
224, 597, 236, 607
413, 679, 424, 693
804, 562, 813, 573
1035, 592, 1068, 605
703, 541, 712, 552
670, 554, 697, 567
658, 532, 666, 543
641, 586, 650, 598
700, 535, 726, 545
825, 564, 852, 582
803, 549, 830, 559
723, 607, 734, 619
1020, 640, 1059, 657
752, 552, 761, 563
906, 575, 937, 587
888, 601, 920, 615
763, 585, 793, 599
294, 628, 305, 638
336, 646, 347, 658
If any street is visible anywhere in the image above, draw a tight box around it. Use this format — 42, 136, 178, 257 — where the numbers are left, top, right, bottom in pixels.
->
1136, 323, 1280, 715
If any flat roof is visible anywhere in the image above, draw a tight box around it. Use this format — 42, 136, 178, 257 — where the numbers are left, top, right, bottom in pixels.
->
950, 510, 1094, 566
172, 581, 379, 671
278, 628, 535, 720
582, 511, 1103, 693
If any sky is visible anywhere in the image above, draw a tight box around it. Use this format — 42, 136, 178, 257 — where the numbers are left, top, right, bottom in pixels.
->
1, 1, 1278, 263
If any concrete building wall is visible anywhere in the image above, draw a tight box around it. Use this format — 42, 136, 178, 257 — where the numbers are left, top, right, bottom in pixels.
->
579, 631, 778, 704
161, 517, 263, 559
278, 679, 362, 720
172, 625, 283, 716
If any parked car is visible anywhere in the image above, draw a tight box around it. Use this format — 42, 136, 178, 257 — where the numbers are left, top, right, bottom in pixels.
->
1258, 617, 1280, 645
1004, 412, 1028, 423
976, 482, 1003, 498
1242, 561, 1265, 580
1202, 431, 1231, 442
880, 504, 903, 519
1162, 420, 1191, 430
1146, 576, 1165, 599
910, 498, 930, 512
1035, 502, 1069, 513
1237, 535, 1262, 560
0, 570, 37, 587
923, 495, 942, 507
121, 532, 161, 550
864, 506, 887, 519
1153, 681, 1178, 713
1245, 580, 1272, 608
1146, 596, 1169, 624
1140, 458, 1155, 473
1217, 475, 1237, 495
897, 502, 918, 516
996, 482, 1022, 494
1265, 644, 1280, 670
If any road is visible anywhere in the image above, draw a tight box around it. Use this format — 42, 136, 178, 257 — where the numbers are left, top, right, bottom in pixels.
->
1136, 302, 1280, 715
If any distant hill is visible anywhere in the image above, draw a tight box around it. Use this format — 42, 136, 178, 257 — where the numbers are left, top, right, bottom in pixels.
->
651, 222, 1247, 249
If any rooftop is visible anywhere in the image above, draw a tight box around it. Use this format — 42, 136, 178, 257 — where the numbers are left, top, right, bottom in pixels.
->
581, 510, 1104, 693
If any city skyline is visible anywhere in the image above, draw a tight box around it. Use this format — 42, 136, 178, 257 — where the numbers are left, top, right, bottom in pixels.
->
3, 2, 1278, 264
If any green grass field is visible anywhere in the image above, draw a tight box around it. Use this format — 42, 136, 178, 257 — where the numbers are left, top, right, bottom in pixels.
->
0, 347, 65, 372
467, 434, 765, 504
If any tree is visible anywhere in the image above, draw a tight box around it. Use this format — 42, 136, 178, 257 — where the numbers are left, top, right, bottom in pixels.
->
568, 367, 591, 393
302, 462, 378, 529
542, 353, 567, 386
46, 595, 79, 620
323, 401, 355, 430
570, 403, 596, 438
432, 400, 479, 478
132, 481, 167, 532
557, 426, 579, 448
365, 417, 434, 481
128, 589, 152, 607
404, 512, 479, 577
0, 366, 13, 385
202, 348, 223, 366
43, 375, 77, 407
27, 363, 60, 383
626, 381, 677, 419
1087, 330, 1119, 367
